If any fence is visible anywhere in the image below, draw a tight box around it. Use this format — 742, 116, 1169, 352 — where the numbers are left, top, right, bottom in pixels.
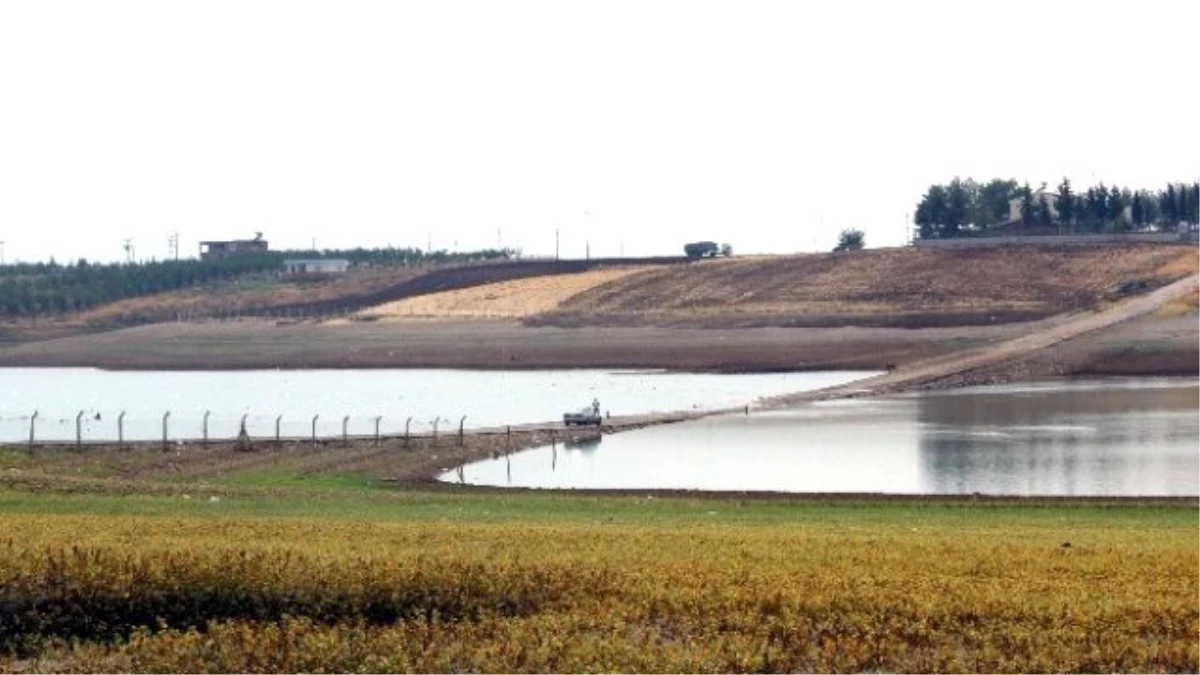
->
1, 410, 571, 450
912, 231, 1198, 249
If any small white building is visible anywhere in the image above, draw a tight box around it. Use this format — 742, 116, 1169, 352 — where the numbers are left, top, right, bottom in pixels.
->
282, 259, 350, 275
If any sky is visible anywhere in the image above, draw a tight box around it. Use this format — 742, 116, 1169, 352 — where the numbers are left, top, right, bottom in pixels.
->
1, 0, 1198, 264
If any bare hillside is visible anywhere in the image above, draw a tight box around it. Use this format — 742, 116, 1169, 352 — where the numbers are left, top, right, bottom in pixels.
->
531, 245, 1198, 328
352, 266, 652, 320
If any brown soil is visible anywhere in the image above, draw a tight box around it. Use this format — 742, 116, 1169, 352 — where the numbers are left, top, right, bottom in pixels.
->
535, 244, 1197, 328
0, 319, 1039, 371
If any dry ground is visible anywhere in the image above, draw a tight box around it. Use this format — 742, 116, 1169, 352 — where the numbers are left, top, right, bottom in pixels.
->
0, 319, 1023, 371
535, 244, 1197, 327
350, 266, 653, 320
0, 244, 1194, 375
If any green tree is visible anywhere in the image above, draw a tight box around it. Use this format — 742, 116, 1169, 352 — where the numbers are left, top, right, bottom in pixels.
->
914, 185, 949, 239
833, 229, 865, 252
1055, 177, 1075, 231
1131, 192, 1145, 228
978, 179, 1018, 227
1018, 181, 1035, 229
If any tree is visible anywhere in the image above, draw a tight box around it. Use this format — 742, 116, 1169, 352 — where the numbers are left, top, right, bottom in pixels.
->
1018, 181, 1035, 229
1055, 177, 1075, 231
978, 179, 1018, 227
1162, 184, 1177, 224
1131, 192, 1145, 229
833, 229, 865, 252
1034, 183, 1052, 226
914, 185, 949, 239
945, 178, 970, 236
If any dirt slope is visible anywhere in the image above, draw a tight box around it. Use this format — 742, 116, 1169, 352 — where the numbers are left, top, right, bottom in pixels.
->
353, 267, 653, 320
533, 245, 1197, 328
762, 272, 1200, 406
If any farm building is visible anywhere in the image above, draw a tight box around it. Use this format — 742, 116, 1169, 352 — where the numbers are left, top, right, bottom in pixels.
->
282, 259, 351, 275
199, 233, 269, 260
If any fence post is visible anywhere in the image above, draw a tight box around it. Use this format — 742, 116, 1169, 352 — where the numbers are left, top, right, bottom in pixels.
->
458, 415, 466, 446
374, 416, 381, 444
203, 410, 211, 445
76, 411, 84, 449
506, 425, 511, 451
162, 411, 171, 451
342, 415, 349, 445
28, 411, 37, 452
404, 417, 412, 446
118, 412, 125, 447
432, 416, 440, 441
275, 415, 282, 445
311, 415, 319, 443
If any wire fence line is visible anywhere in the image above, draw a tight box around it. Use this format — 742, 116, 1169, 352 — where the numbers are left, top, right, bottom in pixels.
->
1, 407, 711, 450
2, 410, 563, 449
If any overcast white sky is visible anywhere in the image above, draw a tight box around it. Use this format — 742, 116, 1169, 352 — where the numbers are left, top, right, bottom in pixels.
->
1, 1, 1198, 264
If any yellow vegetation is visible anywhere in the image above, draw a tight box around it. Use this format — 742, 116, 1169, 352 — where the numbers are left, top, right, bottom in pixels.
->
357, 267, 653, 320
2, 511, 1196, 673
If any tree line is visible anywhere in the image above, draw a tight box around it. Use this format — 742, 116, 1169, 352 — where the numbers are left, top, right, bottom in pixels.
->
914, 178, 1200, 239
0, 246, 512, 319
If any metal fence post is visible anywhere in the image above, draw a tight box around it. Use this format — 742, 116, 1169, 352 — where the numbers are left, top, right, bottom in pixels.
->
162, 411, 171, 451
405, 417, 412, 446
342, 415, 349, 445
28, 411, 37, 452
374, 416, 381, 444
311, 414, 319, 442
118, 411, 125, 446
458, 415, 466, 446
203, 410, 211, 445
76, 411, 84, 449
275, 415, 282, 445
433, 416, 440, 441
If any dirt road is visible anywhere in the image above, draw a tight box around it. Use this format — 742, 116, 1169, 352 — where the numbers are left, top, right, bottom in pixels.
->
763, 274, 1200, 406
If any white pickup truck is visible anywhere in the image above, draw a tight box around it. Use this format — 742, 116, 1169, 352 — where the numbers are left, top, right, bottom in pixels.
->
563, 399, 602, 426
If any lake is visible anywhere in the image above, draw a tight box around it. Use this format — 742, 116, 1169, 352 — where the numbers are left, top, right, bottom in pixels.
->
445, 378, 1200, 497
0, 367, 875, 443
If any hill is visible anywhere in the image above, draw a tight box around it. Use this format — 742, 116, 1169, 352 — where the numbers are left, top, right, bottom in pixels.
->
529, 244, 1197, 328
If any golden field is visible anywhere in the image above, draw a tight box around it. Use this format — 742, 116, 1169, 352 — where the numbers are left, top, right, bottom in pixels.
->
1, 497, 1196, 673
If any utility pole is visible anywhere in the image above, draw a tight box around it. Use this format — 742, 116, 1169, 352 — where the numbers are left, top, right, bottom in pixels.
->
168, 232, 179, 261
122, 239, 135, 264
0, 240, 5, 265
555, 229, 560, 260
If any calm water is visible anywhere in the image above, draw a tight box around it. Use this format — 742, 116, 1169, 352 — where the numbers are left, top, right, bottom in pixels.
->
445, 378, 1200, 497
0, 367, 874, 442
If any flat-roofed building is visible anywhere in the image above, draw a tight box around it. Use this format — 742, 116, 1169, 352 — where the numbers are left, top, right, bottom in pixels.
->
199, 233, 269, 260
282, 259, 350, 275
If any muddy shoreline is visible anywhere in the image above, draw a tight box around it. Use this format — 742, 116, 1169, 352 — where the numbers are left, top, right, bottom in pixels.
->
5, 420, 1197, 504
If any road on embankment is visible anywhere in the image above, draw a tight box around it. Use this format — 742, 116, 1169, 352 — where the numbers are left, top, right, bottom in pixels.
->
762, 273, 1200, 407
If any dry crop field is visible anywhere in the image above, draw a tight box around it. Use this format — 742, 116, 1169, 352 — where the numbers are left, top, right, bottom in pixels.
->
0, 471, 1196, 673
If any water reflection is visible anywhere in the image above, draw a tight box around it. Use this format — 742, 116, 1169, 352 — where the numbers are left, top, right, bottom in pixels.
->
446, 379, 1199, 497
914, 382, 1199, 496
